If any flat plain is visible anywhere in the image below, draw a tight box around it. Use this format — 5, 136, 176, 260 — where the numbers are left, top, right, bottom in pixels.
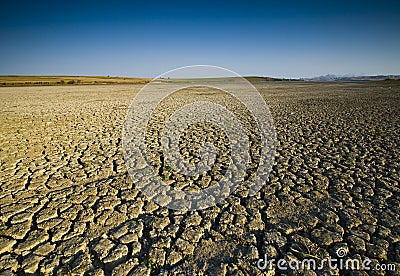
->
0, 81, 399, 275
0, 76, 150, 87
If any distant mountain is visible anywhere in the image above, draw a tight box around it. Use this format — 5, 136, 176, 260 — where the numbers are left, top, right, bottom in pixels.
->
306, 74, 400, 82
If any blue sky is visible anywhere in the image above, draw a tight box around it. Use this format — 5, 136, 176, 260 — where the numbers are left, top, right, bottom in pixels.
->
1, 0, 399, 78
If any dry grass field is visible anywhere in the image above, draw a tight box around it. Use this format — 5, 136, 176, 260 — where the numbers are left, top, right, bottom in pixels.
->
0, 81, 399, 274
0, 76, 150, 87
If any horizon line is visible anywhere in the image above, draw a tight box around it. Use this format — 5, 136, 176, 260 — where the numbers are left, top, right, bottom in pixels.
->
1, 73, 400, 79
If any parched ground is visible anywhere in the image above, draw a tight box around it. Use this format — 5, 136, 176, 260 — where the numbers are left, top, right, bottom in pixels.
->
0, 82, 399, 275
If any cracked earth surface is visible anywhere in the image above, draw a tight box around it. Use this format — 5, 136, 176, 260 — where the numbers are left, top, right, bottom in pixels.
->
0, 82, 399, 275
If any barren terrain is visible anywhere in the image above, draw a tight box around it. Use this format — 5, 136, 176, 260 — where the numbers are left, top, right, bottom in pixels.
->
0, 82, 399, 275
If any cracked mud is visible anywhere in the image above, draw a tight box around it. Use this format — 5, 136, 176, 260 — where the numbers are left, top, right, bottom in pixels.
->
0, 82, 399, 275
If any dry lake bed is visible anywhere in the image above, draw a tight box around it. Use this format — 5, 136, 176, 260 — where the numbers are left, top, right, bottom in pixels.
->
0, 82, 399, 275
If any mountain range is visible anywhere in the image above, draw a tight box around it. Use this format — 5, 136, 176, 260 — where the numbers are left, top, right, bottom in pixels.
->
305, 74, 400, 82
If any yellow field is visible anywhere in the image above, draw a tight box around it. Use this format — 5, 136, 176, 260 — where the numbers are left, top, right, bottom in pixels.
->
0, 76, 151, 87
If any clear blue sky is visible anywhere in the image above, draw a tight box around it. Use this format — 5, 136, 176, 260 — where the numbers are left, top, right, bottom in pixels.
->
1, 0, 399, 78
